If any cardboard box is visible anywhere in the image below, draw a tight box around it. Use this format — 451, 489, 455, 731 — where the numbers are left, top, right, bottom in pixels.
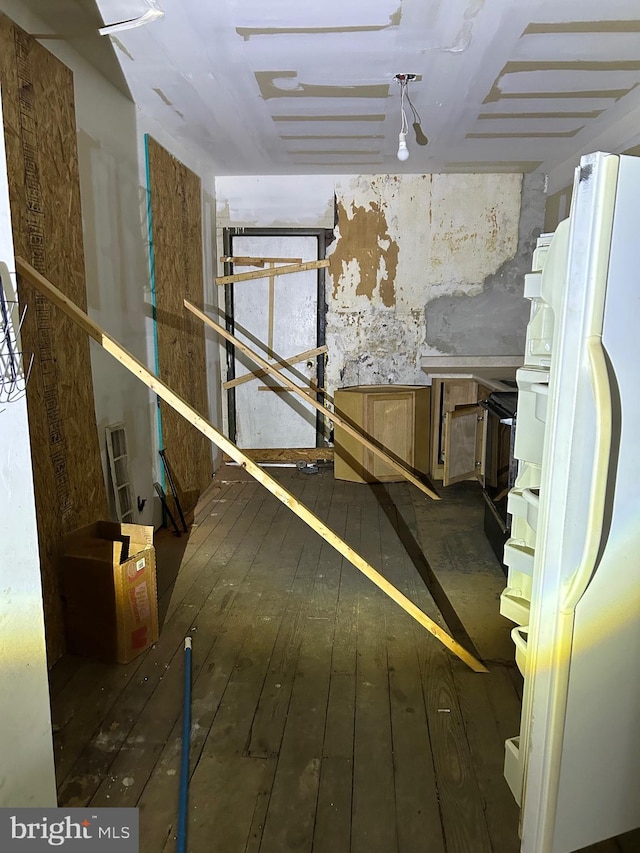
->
61, 521, 159, 664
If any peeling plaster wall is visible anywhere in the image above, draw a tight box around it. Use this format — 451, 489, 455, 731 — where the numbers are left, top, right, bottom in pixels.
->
424, 172, 546, 358
215, 171, 545, 399
327, 172, 543, 391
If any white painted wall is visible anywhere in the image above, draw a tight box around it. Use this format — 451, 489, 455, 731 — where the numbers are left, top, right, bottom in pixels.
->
0, 91, 57, 807
0, 0, 222, 527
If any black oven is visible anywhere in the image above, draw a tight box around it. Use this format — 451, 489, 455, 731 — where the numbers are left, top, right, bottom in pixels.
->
480, 391, 518, 572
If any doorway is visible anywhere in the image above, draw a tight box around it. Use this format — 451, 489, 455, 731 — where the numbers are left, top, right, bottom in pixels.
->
223, 228, 330, 449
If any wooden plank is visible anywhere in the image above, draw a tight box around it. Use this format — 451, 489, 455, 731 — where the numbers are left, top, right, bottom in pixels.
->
220, 256, 302, 267
186, 301, 441, 503
257, 560, 336, 852
167, 755, 273, 853
246, 474, 333, 760
258, 383, 325, 392
351, 486, 398, 853
452, 664, 521, 853
146, 137, 211, 513
416, 618, 493, 851
1, 14, 108, 663
223, 343, 328, 391
379, 490, 446, 853
216, 258, 329, 285
136, 496, 290, 851
199, 477, 319, 761
222, 448, 334, 463
16, 258, 486, 673
306, 483, 352, 853
268, 262, 275, 355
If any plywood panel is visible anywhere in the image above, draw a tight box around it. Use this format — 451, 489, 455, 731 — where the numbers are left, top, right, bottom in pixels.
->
0, 13, 107, 664
146, 137, 210, 512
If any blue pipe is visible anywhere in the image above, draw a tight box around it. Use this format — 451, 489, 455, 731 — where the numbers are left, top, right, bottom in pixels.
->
143, 133, 165, 492
176, 636, 192, 853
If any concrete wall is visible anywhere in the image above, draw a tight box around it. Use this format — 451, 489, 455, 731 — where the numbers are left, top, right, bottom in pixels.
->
0, 90, 57, 807
216, 172, 545, 397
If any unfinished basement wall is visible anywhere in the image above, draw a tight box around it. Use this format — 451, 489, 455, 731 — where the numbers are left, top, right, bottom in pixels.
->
0, 1, 222, 531
216, 172, 544, 401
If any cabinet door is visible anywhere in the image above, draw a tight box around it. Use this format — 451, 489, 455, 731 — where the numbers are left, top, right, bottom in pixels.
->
431, 380, 479, 479
443, 405, 483, 486
365, 391, 414, 480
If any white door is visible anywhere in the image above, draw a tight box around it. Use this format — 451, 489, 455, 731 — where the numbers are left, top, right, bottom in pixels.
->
230, 235, 320, 449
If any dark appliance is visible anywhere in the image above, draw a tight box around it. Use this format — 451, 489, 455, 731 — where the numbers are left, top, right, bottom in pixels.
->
479, 391, 518, 572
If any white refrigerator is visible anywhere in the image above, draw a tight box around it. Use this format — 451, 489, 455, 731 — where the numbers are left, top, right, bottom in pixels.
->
500, 151, 640, 853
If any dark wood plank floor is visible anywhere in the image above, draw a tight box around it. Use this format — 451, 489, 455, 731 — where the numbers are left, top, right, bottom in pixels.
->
49, 465, 638, 853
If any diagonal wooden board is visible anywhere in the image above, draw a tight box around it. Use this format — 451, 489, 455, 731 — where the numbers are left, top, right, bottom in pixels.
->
223, 344, 329, 392
219, 256, 302, 267
216, 258, 329, 285
185, 300, 441, 502
16, 257, 487, 674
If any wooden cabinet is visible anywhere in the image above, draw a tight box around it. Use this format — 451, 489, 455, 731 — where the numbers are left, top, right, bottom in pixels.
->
334, 385, 430, 483
430, 379, 490, 485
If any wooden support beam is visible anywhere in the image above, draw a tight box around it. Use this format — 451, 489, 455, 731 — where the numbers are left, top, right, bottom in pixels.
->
219, 256, 302, 267
223, 344, 328, 391
216, 258, 329, 286
185, 300, 441, 502
16, 256, 485, 673
267, 262, 275, 355
223, 448, 334, 463
258, 384, 325, 393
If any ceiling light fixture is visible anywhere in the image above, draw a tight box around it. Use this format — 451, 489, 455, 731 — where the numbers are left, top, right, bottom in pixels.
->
394, 73, 428, 161
98, 0, 164, 36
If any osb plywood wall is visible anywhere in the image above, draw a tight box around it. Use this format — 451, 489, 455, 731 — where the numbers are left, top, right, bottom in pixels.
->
0, 14, 108, 664
146, 137, 211, 512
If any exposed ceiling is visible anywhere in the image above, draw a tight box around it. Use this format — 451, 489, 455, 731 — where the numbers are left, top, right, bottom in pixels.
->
20, 0, 640, 189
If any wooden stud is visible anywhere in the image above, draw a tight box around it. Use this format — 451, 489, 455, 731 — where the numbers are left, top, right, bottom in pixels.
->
222, 448, 334, 463
267, 262, 275, 356
258, 385, 325, 393
16, 257, 484, 673
219, 256, 302, 267
216, 258, 329, 286
223, 344, 329, 391
185, 300, 441, 502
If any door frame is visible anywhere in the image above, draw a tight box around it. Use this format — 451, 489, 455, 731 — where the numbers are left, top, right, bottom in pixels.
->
222, 227, 332, 446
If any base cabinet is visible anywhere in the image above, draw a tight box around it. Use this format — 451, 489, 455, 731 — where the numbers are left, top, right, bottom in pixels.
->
334, 385, 430, 483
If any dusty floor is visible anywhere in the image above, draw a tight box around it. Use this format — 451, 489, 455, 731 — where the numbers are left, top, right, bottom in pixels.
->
49, 465, 637, 852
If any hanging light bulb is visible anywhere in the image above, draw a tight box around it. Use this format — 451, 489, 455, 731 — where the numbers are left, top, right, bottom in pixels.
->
397, 131, 409, 161
394, 73, 427, 159
395, 75, 410, 162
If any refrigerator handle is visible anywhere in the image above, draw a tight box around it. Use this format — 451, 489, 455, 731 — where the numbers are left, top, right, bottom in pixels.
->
561, 335, 612, 613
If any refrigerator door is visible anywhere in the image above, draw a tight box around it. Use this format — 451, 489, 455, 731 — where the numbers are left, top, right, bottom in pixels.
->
518, 152, 640, 852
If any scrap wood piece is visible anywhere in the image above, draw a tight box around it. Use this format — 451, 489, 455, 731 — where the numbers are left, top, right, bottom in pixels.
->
219, 256, 302, 267
216, 258, 329, 286
258, 384, 325, 392
185, 300, 441, 503
224, 344, 329, 391
223, 448, 334, 463
16, 256, 485, 674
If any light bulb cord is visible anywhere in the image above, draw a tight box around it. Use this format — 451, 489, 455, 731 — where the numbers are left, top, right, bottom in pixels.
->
399, 81, 409, 136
